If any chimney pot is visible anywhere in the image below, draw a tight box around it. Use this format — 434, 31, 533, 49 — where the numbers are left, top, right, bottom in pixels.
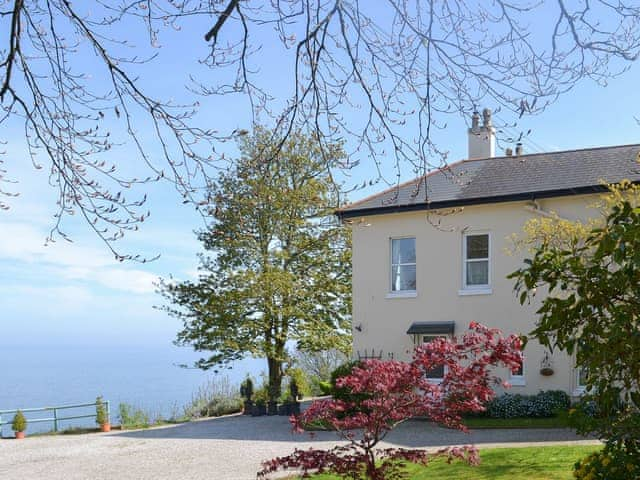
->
471, 111, 480, 130
505, 148, 513, 157
482, 108, 492, 127
515, 143, 523, 156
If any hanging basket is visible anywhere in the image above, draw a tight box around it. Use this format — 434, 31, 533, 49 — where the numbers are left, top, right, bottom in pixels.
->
539, 351, 554, 376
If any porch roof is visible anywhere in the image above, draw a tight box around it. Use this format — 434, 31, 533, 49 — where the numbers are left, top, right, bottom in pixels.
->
406, 321, 455, 335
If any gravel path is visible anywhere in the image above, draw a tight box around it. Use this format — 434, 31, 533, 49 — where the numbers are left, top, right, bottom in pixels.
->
0, 415, 601, 480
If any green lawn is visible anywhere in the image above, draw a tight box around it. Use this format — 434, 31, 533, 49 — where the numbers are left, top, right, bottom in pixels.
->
306, 445, 598, 480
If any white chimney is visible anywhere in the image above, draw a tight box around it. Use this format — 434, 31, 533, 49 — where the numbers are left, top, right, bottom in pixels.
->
468, 108, 495, 159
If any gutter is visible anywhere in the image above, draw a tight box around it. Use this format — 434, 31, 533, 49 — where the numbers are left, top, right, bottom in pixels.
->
336, 184, 609, 220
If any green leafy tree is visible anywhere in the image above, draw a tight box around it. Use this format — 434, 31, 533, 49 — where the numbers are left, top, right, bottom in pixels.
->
160, 128, 351, 401
510, 185, 640, 452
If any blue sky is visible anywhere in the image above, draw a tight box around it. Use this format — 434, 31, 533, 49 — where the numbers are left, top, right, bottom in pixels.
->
1, 6, 640, 352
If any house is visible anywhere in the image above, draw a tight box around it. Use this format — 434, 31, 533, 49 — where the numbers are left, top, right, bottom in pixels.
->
337, 109, 640, 397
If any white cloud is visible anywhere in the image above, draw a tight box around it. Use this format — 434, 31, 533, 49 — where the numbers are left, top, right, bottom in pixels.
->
0, 221, 159, 294
91, 268, 158, 294
0, 221, 112, 267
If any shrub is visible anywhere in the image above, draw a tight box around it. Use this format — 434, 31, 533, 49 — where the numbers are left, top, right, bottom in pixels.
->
329, 361, 362, 401
574, 444, 640, 480
292, 349, 349, 396
118, 403, 150, 429
289, 378, 299, 401
12, 410, 27, 432
253, 384, 269, 405
318, 381, 332, 395
485, 390, 570, 418
287, 367, 311, 399
198, 396, 243, 417
183, 375, 242, 419
240, 377, 254, 401
95, 396, 108, 426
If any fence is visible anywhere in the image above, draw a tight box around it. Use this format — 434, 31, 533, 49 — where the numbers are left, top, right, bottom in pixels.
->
0, 400, 110, 436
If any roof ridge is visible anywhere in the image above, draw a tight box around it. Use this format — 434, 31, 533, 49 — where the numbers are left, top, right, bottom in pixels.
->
462, 142, 640, 164
338, 159, 467, 212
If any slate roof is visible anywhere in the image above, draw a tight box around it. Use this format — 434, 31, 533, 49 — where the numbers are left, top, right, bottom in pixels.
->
338, 144, 640, 219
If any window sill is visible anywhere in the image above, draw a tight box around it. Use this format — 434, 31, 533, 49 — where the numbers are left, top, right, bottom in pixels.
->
386, 291, 417, 299
509, 377, 526, 386
572, 387, 586, 397
458, 288, 492, 296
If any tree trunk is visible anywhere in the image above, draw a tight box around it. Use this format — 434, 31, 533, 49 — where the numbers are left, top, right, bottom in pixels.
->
267, 356, 283, 403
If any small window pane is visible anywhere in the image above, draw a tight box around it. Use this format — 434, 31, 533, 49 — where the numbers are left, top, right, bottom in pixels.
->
425, 364, 445, 379
466, 235, 489, 259
423, 336, 445, 379
392, 238, 416, 264
577, 367, 589, 387
392, 264, 416, 291
466, 260, 488, 285
514, 357, 524, 377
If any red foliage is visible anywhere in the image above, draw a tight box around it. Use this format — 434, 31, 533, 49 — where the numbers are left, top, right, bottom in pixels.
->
258, 323, 522, 479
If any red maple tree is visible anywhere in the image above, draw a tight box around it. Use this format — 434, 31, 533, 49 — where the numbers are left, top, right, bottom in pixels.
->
259, 323, 522, 479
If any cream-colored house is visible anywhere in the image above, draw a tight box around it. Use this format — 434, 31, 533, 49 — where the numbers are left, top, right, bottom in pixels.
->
338, 110, 640, 397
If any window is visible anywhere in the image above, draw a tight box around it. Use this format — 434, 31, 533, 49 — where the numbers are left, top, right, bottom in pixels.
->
463, 233, 490, 289
510, 353, 525, 386
575, 365, 589, 394
391, 237, 416, 292
574, 343, 589, 395
422, 335, 445, 381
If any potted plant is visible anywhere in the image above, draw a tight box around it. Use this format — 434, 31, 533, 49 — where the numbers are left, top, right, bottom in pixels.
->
277, 401, 291, 416
251, 385, 269, 416
95, 396, 111, 432
240, 377, 254, 416
12, 410, 27, 439
289, 378, 301, 415
252, 399, 267, 417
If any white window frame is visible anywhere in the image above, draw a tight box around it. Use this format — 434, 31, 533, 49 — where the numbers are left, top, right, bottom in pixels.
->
572, 343, 589, 396
388, 236, 417, 297
509, 352, 526, 386
460, 231, 492, 295
422, 335, 447, 383
573, 364, 588, 396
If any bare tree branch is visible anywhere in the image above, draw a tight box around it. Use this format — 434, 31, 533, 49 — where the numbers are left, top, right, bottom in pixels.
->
1, 1, 639, 258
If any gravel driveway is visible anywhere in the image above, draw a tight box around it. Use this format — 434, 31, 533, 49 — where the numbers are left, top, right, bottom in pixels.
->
0, 415, 600, 480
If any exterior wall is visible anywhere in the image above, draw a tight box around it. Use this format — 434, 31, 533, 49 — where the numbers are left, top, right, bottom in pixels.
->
350, 194, 600, 397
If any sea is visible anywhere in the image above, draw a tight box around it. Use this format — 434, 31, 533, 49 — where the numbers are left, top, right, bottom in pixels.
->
0, 343, 264, 436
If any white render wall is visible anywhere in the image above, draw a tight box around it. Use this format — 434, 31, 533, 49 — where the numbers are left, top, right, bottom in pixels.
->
350, 194, 599, 397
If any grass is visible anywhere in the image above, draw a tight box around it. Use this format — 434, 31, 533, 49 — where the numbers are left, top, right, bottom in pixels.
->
303, 445, 598, 480
463, 411, 571, 429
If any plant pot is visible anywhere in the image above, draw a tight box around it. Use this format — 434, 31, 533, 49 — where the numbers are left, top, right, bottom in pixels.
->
252, 403, 267, 416
15, 431, 25, 440
267, 401, 278, 416
278, 403, 291, 416
100, 423, 111, 432
540, 367, 554, 376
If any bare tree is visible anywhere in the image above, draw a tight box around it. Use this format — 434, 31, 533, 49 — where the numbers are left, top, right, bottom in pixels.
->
2, 1, 640, 256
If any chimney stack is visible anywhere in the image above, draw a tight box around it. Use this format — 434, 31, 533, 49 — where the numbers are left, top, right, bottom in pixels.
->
468, 108, 495, 159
